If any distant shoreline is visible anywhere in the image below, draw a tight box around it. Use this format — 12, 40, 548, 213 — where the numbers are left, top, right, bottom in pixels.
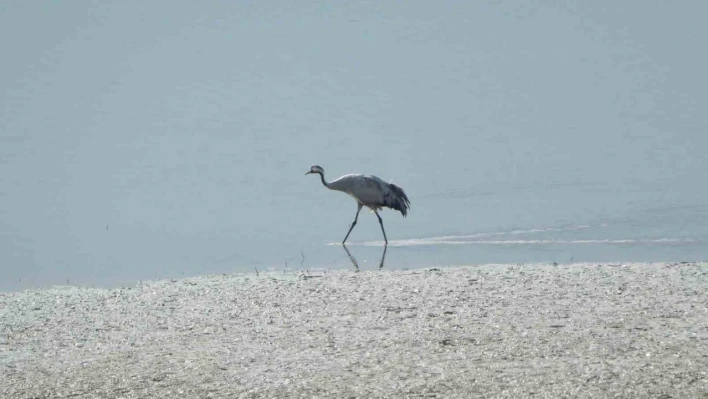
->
2, 262, 707, 398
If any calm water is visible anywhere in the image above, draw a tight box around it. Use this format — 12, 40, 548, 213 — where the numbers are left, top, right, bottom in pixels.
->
1, 2, 707, 291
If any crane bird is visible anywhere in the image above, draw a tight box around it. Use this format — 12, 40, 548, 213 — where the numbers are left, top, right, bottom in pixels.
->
305, 165, 410, 245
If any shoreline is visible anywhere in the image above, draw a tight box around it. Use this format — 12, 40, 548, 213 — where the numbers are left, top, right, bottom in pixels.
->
2, 262, 707, 398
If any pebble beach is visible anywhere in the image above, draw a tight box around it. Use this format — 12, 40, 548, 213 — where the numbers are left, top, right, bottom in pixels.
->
2, 262, 707, 398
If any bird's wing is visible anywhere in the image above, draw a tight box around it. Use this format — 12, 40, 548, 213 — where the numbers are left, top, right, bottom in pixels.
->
328, 174, 409, 215
353, 175, 389, 205
367, 175, 410, 216
328, 174, 386, 205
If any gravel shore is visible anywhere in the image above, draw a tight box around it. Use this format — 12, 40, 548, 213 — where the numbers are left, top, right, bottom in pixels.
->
2, 262, 707, 398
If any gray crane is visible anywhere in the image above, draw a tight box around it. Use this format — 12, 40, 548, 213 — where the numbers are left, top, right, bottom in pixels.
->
306, 165, 411, 245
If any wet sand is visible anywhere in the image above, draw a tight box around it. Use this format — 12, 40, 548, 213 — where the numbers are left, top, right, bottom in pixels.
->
1, 262, 707, 398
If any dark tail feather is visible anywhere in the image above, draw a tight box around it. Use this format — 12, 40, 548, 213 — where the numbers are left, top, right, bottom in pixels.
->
384, 183, 411, 217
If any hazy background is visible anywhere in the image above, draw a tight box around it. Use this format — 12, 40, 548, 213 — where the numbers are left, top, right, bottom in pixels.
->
1, 1, 706, 291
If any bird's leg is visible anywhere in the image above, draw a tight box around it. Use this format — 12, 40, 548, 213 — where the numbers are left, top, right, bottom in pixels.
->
374, 210, 388, 245
342, 204, 363, 244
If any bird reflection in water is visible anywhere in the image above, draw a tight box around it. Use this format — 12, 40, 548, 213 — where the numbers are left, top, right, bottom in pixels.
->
342, 244, 387, 271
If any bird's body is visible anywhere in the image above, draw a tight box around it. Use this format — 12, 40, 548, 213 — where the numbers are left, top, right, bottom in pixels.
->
328, 173, 410, 216
306, 165, 410, 244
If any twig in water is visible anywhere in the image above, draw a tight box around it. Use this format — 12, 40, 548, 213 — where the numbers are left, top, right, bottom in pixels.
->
254, 267, 259, 276
300, 251, 306, 266
300, 272, 322, 280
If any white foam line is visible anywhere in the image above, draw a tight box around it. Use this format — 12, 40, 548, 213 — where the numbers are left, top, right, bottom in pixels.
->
326, 225, 601, 246
434, 238, 696, 246
334, 237, 698, 247
422, 225, 596, 241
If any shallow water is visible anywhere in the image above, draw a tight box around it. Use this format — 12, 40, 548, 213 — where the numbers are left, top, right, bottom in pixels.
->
1, 2, 707, 291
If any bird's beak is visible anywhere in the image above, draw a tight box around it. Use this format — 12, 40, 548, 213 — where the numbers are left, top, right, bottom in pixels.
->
305, 171, 312, 175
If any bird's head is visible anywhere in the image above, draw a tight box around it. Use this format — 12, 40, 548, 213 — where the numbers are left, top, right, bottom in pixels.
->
305, 165, 324, 175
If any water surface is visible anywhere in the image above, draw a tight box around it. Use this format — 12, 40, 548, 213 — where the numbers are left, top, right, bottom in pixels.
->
1, 2, 706, 291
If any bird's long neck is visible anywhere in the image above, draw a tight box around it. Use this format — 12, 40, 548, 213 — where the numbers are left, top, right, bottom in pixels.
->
316, 171, 330, 188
